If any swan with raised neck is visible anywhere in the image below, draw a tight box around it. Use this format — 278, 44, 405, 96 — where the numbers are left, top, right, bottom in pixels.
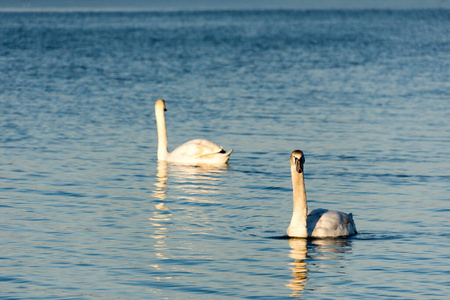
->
287, 150, 357, 238
155, 99, 233, 165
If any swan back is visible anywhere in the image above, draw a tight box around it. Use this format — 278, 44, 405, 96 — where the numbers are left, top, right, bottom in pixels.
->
169, 139, 233, 165
307, 209, 357, 238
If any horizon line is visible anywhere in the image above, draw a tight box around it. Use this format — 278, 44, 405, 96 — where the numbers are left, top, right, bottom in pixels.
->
1, 6, 449, 13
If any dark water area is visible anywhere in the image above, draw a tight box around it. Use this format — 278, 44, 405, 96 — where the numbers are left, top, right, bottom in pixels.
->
1, 10, 449, 299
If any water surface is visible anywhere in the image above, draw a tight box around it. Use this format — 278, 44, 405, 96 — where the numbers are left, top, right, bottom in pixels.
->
1, 9, 449, 299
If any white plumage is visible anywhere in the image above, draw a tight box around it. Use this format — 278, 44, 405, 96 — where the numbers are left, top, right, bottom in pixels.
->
154, 99, 233, 165
287, 150, 357, 238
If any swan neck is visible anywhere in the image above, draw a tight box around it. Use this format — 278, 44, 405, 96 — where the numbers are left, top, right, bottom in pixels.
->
155, 105, 169, 160
289, 166, 308, 234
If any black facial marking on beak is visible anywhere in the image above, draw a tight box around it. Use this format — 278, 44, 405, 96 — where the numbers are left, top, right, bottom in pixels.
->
295, 156, 304, 173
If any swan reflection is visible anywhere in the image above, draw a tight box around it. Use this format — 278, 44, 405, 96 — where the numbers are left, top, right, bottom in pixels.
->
310, 238, 352, 260
287, 238, 308, 298
153, 161, 169, 201
151, 162, 172, 261
286, 238, 353, 298
150, 161, 230, 262
153, 161, 229, 201
149, 202, 171, 253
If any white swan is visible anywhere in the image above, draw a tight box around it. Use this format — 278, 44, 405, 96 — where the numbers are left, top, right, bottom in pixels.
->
154, 99, 233, 165
287, 150, 357, 238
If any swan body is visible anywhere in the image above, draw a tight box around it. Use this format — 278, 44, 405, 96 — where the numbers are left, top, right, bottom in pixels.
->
287, 150, 357, 238
155, 99, 233, 165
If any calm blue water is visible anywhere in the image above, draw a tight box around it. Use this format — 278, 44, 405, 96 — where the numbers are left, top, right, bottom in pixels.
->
1, 9, 449, 299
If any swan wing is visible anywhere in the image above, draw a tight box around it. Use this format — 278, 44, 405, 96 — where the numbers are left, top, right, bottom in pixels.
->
168, 139, 232, 164
308, 209, 357, 237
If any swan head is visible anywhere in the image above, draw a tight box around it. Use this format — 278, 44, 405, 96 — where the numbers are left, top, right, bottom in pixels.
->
290, 150, 305, 174
155, 99, 167, 111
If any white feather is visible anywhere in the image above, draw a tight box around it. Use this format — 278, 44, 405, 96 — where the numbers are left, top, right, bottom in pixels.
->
155, 99, 233, 165
287, 150, 357, 238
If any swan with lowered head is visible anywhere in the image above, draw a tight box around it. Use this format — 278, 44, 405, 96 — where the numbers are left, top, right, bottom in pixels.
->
287, 150, 357, 238
154, 99, 233, 165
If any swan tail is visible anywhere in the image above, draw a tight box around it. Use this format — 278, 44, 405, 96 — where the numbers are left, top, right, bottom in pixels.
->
198, 148, 233, 164
347, 212, 357, 235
